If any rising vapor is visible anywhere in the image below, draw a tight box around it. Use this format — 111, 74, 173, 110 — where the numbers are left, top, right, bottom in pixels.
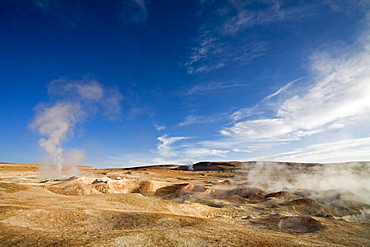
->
29, 77, 123, 179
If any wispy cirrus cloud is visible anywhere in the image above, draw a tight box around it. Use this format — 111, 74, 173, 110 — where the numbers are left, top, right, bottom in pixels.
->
220, 1, 311, 35
121, 0, 148, 24
231, 77, 306, 121
323, 0, 368, 14
186, 0, 311, 74
186, 81, 250, 95
178, 115, 215, 127
179, 77, 305, 128
178, 110, 232, 127
186, 32, 267, 74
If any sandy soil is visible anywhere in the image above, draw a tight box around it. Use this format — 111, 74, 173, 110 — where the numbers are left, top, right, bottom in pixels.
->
0, 162, 369, 246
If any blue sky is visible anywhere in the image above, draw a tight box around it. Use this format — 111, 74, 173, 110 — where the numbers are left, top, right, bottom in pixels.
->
1, 0, 370, 168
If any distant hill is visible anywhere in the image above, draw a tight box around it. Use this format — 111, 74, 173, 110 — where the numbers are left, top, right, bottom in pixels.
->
2, 161, 369, 172
174, 161, 327, 171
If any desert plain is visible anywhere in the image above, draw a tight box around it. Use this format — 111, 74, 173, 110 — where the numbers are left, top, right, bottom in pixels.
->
0, 161, 369, 246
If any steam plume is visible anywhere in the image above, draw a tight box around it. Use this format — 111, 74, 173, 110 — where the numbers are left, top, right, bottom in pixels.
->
29, 77, 123, 179
245, 161, 370, 205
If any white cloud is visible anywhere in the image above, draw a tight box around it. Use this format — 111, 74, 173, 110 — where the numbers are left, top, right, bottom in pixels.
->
251, 137, 370, 163
179, 115, 215, 127
76, 82, 104, 100
221, 118, 292, 140
231, 77, 306, 121
222, 36, 370, 143
184, 148, 229, 158
230, 107, 258, 121
155, 135, 229, 163
264, 77, 305, 101
154, 124, 165, 131
174, 24, 370, 163
157, 134, 189, 157
106, 134, 232, 167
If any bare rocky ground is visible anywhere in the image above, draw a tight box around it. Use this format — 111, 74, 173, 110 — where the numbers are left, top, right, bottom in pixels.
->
1, 161, 370, 246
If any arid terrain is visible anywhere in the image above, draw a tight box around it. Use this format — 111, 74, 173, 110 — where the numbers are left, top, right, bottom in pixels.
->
1, 161, 369, 246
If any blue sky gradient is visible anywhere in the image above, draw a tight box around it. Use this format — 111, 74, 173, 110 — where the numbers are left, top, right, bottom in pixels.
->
1, 0, 370, 168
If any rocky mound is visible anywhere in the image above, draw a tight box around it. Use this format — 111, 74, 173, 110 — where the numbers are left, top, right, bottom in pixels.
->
44, 180, 101, 196
279, 198, 333, 217
248, 216, 324, 233
154, 183, 196, 198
